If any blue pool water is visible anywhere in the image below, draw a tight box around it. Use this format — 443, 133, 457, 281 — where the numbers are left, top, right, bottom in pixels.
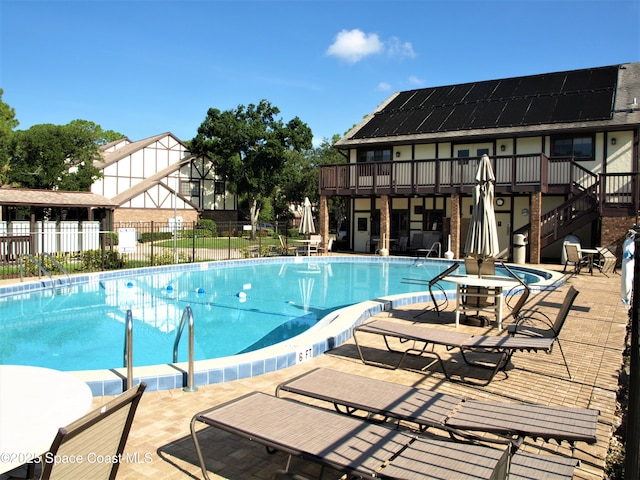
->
0, 258, 545, 371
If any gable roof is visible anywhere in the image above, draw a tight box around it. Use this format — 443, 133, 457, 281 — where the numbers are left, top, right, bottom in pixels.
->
337, 62, 640, 146
109, 156, 199, 210
0, 188, 118, 208
96, 132, 184, 169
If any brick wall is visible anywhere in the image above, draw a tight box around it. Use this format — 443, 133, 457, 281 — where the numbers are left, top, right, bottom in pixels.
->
113, 208, 198, 225
601, 215, 636, 256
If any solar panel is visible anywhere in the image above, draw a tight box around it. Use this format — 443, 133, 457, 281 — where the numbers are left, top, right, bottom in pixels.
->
523, 96, 557, 124
551, 94, 585, 122
496, 98, 531, 127
464, 81, 497, 102
580, 90, 614, 120
350, 65, 619, 138
441, 103, 477, 130
469, 101, 504, 128
491, 78, 521, 99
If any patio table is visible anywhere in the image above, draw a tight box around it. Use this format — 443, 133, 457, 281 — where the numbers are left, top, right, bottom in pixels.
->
0, 365, 92, 475
443, 274, 520, 331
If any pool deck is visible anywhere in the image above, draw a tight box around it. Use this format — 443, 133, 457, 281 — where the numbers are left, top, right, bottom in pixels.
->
1, 261, 629, 479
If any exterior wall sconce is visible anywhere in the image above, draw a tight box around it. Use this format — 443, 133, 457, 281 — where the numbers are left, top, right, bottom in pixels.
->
611, 137, 617, 145
500, 144, 506, 152
395, 151, 401, 158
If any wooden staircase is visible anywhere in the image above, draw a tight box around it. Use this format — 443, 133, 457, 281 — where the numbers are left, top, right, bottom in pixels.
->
514, 185, 599, 249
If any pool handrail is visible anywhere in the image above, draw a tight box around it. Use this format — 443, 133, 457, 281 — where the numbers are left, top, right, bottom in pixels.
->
174, 306, 198, 392
124, 309, 133, 390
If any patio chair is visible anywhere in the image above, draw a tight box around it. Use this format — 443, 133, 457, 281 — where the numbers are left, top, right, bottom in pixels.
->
308, 234, 322, 255
191, 391, 513, 480
40, 382, 146, 480
507, 286, 579, 380
462, 257, 497, 323
276, 368, 599, 448
596, 245, 618, 276
317, 237, 333, 255
278, 235, 298, 255
401, 262, 460, 317
563, 243, 588, 274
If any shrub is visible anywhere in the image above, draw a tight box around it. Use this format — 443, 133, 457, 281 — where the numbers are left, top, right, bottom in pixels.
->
139, 231, 173, 243
199, 219, 217, 237
81, 250, 125, 270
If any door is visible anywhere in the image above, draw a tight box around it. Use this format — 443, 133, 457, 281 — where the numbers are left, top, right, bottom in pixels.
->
353, 213, 370, 252
495, 212, 511, 257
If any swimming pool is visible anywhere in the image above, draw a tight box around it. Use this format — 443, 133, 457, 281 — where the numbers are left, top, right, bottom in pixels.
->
0, 256, 557, 394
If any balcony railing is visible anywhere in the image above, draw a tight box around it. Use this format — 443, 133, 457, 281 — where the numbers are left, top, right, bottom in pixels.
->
319, 154, 602, 195
320, 154, 637, 214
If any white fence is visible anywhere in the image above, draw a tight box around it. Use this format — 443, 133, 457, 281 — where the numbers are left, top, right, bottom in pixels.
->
0, 221, 101, 256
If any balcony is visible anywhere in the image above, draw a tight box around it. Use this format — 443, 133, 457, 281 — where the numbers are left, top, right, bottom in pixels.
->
319, 154, 638, 215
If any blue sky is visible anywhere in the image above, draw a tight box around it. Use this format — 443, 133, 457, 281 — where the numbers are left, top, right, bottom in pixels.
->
1, 0, 639, 146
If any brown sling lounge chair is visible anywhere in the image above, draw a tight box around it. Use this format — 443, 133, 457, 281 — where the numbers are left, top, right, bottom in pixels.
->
191, 391, 512, 480
353, 286, 579, 385
276, 368, 598, 449
40, 382, 146, 480
401, 262, 460, 317
192, 391, 580, 480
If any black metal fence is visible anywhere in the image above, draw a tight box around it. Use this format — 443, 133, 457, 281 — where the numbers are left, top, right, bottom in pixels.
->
0, 220, 301, 281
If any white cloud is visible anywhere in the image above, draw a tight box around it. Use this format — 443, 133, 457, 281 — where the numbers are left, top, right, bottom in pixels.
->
408, 75, 424, 86
377, 82, 392, 91
327, 29, 384, 63
387, 36, 416, 60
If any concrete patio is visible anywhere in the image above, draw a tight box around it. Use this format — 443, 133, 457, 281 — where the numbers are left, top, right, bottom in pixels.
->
12, 262, 630, 479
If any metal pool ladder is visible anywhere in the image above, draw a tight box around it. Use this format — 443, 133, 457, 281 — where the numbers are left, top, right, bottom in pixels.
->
21, 253, 72, 294
174, 306, 198, 392
123, 307, 197, 392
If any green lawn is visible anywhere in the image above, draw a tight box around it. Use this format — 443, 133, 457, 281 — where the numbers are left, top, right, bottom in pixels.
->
154, 237, 282, 249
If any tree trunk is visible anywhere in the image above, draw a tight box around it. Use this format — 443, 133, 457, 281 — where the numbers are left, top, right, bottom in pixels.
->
249, 198, 260, 240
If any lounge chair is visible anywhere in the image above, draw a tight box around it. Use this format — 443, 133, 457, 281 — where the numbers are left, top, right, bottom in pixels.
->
563, 243, 588, 274
191, 392, 503, 480
276, 368, 598, 448
40, 382, 146, 480
353, 286, 579, 385
407, 232, 424, 254
191, 391, 578, 480
500, 262, 531, 321
507, 286, 579, 380
401, 262, 460, 317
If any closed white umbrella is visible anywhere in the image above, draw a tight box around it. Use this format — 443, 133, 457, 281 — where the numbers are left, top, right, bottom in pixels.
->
621, 230, 635, 307
464, 154, 500, 275
299, 197, 316, 237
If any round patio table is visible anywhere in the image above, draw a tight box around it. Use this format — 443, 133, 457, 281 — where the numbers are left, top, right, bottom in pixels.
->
0, 365, 93, 475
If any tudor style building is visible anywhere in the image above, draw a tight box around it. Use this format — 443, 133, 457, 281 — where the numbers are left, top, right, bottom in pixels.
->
317, 62, 640, 263
93, 132, 237, 225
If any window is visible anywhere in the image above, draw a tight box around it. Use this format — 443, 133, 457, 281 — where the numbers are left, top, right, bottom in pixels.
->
357, 148, 391, 163
552, 135, 594, 159
422, 210, 444, 232
214, 181, 226, 195
180, 181, 200, 197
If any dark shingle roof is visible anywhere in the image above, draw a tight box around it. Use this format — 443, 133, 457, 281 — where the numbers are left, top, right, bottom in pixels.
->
352, 65, 619, 139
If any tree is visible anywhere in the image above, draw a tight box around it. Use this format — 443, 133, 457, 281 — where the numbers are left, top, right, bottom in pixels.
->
191, 100, 313, 238
0, 89, 19, 186
7, 120, 118, 191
